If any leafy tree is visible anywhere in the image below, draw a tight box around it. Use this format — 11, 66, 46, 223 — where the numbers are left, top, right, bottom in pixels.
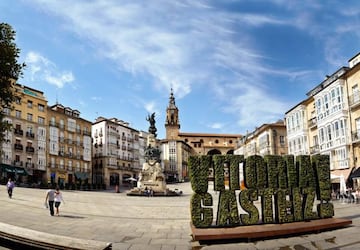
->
0, 23, 26, 144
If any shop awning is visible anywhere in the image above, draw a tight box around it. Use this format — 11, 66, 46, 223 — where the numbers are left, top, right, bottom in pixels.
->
0, 164, 28, 176
330, 168, 352, 183
349, 167, 360, 179
75, 172, 89, 180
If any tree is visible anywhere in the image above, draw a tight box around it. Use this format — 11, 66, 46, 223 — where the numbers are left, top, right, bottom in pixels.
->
0, 23, 26, 144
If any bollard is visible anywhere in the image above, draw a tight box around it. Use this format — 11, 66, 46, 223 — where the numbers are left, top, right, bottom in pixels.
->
115, 185, 120, 193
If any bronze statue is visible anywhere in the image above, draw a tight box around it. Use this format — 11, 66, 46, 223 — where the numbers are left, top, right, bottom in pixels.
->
146, 112, 157, 137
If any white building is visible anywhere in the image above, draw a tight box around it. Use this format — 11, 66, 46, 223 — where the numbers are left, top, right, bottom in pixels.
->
92, 117, 140, 188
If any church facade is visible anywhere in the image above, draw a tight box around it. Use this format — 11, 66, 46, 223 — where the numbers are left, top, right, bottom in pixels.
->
161, 90, 242, 182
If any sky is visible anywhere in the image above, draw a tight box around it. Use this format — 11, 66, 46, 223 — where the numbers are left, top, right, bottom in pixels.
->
1, 0, 360, 139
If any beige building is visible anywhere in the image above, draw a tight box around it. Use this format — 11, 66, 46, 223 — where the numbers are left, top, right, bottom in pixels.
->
234, 120, 287, 157
47, 104, 92, 188
346, 52, 360, 189
92, 117, 140, 189
1, 83, 48, 186
162, 90, 242, 182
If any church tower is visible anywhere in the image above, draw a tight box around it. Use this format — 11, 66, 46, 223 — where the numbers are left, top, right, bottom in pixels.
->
165, 89, 180, 140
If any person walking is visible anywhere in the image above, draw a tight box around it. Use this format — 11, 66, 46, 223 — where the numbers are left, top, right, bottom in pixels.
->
45, 185, 56, 216
54, 187, 65, 216
6, 178, 15, 198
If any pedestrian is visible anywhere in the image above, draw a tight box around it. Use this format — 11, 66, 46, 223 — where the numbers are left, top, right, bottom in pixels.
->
54, 187, 65, 216
6, 178, 15, 198
45, 185, 56, 216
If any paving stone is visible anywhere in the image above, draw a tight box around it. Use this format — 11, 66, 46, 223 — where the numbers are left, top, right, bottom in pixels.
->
0, 184, 359, 249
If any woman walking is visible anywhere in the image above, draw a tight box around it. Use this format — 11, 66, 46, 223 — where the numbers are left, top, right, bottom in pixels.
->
6, 178, 15, 198
54, 187, 65, 216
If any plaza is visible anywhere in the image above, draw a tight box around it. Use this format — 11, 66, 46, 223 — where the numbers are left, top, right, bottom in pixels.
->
0, 182, 359, 250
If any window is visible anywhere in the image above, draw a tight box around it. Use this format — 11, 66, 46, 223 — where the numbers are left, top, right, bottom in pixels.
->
49, 117, 55, 126
3, 107, 10, 115
27, 100, 33, 108
324, 94, 329, 111
15, 110, 21, 118
279, 136, 285, 145
15, 97, 21, 105
334, 121, 339, 138
67, 118, 76, 132
59, 119, 64, 129
38, 116, 45, 124
38, 104, 45, 112
327, 124, 332, 141
27, 113, 33, 121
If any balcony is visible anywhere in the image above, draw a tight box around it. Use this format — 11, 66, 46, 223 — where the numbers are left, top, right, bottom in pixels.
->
349, 94, 360, 110
13, 161, 23, 167
308, 117, 317, 129
94, 153, 103, 158
83, 130, 91, 136
48, 163, 58, 169
26, 162, 34, 169
49, 121, 58, 127
26, 146, 35, 153
352, 131, 360, 144
65, 152, 73, 158
26, 131, 35, 138
14, 129, 23, 136
14, 144, 23, 151
310, 144, 320, 154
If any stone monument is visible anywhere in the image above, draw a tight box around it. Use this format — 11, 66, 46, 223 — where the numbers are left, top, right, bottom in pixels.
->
127, 112, 181, 196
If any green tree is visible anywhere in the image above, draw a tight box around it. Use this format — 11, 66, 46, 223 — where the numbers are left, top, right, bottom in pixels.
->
0, 23, 26, 144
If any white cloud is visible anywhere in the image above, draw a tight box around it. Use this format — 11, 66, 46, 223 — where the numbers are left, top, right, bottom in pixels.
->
209, 123, 225, 130
24, 51, 74, 88
91, 96, 102, 102
27, 0, 358, 133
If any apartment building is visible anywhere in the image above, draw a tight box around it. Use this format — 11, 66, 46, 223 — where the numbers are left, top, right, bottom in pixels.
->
346, 53, 360, 189
234, 120, 287, 157
47, 104, 92, 188
161, 139, 192, 182
1, 84, 48, 185
92, 117, 140, 189
286, 52, 360, 191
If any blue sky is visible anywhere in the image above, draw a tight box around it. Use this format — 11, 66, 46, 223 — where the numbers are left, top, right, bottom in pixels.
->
2, 1, 360, 138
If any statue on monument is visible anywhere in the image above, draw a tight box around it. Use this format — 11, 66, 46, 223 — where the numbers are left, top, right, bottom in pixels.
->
146, 112, 157, 137
127, 112, 181, 196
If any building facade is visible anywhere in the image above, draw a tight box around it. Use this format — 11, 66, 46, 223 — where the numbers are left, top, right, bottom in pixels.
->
234, 120, 287, 157
1, 84, 48, 185
47, 104, 92, 188
286, 52, 360, 191
162, 89, 242, 182
92, 117, 140, 189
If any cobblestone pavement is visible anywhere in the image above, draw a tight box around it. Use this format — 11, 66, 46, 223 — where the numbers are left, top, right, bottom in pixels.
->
0, 183, 359, 250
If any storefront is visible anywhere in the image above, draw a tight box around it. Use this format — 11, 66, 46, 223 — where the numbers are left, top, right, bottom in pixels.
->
75, 172, 89, 184
0, 163, 28, 184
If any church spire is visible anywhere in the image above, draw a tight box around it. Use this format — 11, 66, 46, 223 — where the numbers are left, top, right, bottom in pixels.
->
169, 88, 176, 107
165, 88, 180, 139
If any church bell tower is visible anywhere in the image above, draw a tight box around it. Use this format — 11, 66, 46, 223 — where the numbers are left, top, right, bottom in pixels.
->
165, 89, 180, 140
